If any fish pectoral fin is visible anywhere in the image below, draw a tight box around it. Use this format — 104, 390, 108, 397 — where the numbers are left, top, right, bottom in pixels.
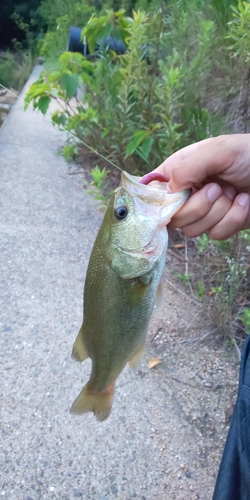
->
72, 325, 89, 363
155, 277, 164, 309
129, 342, 145, 372
70, 382, 115, 422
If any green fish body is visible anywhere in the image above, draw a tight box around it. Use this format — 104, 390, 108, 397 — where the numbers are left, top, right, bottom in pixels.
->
70, 172, 190, 421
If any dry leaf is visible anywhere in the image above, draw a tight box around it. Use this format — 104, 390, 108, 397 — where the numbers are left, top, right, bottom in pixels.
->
174, 244, 185, 249
148, 357, 162, 369
208, 290, 215, 296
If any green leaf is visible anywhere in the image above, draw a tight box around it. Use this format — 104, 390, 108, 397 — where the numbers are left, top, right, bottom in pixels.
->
50, 88, 59, 98
61, 73, 79, 99
137, 137, 154, 161
51, 110, 67, 127
87, 35, 96, 54
24, 93, 33, 110
37, 96, 51, 115
125, 130, 150, 158
96, 24, 112, 41
48, 71, 61, 83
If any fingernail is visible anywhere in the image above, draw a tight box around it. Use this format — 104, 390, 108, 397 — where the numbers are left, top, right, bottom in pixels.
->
238, 193, 250, 208
207, 184, 221, 203
224, 187, 235, 200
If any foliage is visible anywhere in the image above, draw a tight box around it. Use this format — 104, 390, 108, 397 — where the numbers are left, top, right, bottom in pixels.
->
238, 308, 250, 333
38, 0, 96, 61
227, 0, 250, 64
86, 165, 111, 209
0, 54, 14, 88
176, 272, 192, 287
0, 0, 45, 51
0, 51, 33, 90
25, 6, 229, 171
226, 0, 250, 132
177, 231, 250, 342
211, 0, 240, 24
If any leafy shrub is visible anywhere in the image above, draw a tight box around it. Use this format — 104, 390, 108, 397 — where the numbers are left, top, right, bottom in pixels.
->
25, 7, 227, 172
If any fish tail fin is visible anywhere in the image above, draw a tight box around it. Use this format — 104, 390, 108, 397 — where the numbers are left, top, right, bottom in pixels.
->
129, 341, 145, 372
72, 324, 89, 362
70, 382, 115, 422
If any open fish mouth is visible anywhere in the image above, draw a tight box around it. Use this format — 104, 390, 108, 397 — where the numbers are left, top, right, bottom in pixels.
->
121, 171, 190, 208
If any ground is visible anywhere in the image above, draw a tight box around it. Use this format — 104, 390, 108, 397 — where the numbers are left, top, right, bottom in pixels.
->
0, 67, 241, 500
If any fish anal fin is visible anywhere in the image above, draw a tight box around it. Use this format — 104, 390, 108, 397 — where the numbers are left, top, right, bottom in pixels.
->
129, 342, 145, 372
70, 382, 115, 422
72, 324, 89, 363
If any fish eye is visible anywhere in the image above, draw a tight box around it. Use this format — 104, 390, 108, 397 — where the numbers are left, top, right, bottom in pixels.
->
114, 205, 128, 220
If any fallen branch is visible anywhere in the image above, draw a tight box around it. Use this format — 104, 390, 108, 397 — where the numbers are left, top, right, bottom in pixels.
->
165, 278, 201, 305
167, 248, 186, 262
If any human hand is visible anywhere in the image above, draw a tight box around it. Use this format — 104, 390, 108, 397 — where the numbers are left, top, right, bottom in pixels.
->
153, 134, 250, 239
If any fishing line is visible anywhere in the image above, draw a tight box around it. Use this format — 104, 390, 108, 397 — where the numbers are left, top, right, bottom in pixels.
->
0, 82, 123, 172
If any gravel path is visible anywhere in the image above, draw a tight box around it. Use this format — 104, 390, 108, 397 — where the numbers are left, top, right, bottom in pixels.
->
0, 67, 237, 500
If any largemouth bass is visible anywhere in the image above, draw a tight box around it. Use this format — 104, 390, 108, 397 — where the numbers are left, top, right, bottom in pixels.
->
70, 171, 190, 421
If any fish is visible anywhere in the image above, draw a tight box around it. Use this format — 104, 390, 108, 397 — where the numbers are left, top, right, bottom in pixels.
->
70, 171, 190, 421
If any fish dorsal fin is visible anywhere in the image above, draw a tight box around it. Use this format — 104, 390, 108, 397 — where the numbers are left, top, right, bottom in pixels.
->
72, 324, 89, 362
129, 341, 145, 372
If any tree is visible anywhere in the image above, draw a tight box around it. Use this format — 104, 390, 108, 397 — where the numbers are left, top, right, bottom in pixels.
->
0, 0, 44, 49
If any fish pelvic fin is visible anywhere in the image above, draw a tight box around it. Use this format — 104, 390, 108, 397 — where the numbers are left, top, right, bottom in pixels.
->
70, 382, 115, 422
129, 342, 145, 372
72, 324, 89, 363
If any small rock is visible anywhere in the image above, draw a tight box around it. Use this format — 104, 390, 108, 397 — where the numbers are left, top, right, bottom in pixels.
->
73, 490, 83, 498
204, 380, 213, 388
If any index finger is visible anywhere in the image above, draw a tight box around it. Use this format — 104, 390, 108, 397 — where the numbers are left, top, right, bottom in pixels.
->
154, 135, 238, 192
154, 137, 215, 178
